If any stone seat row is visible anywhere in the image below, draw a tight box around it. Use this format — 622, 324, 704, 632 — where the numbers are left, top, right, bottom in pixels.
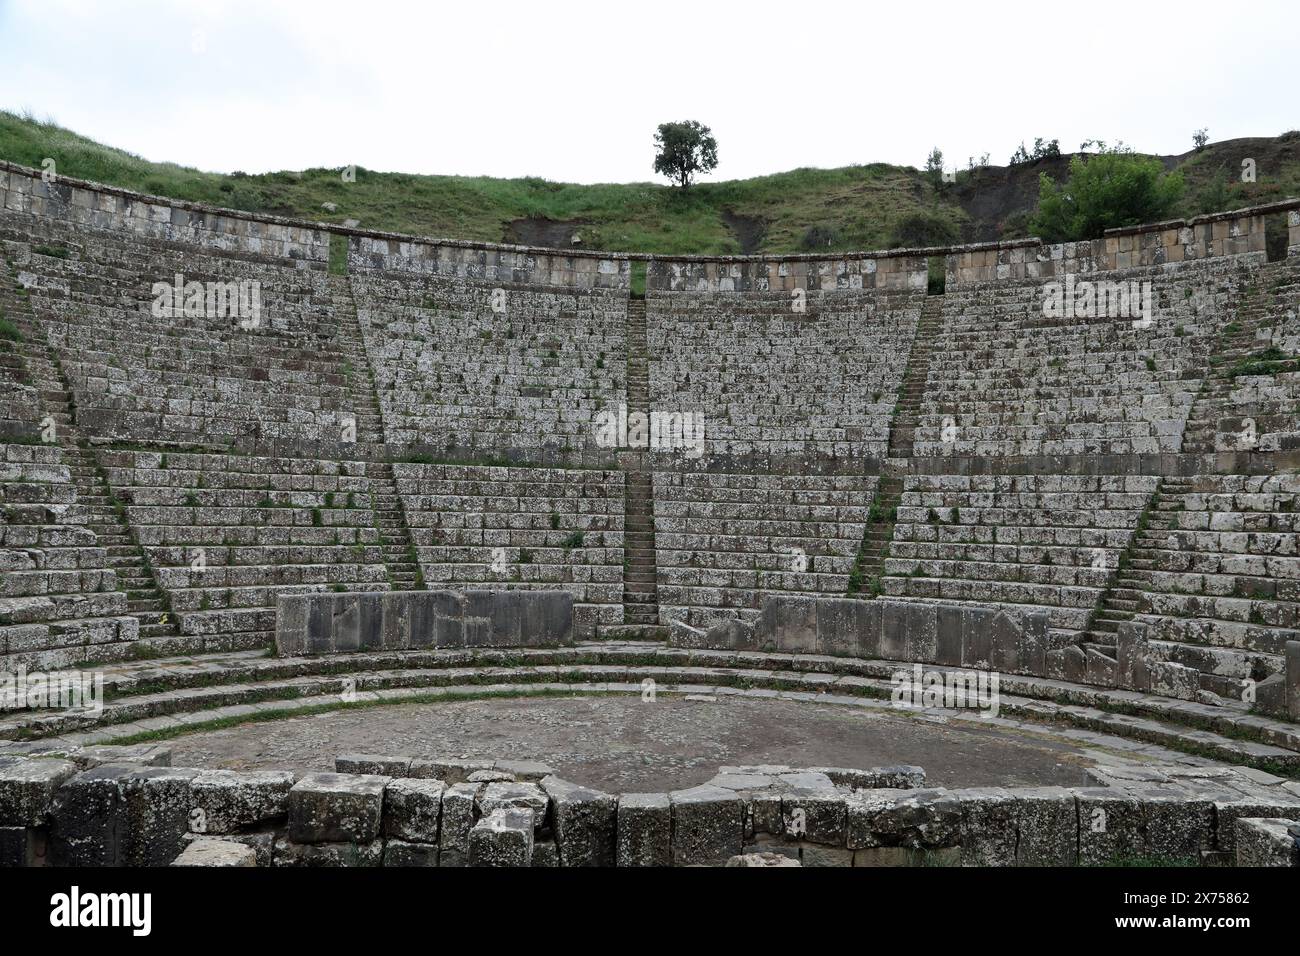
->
0, 443, 138, 667
391, 462, 626, 637
652, 471, 876, 629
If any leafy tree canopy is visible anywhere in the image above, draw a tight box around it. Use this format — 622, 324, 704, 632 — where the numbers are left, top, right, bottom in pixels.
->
652, 120, 719, 188
1030, 146, 1184, 242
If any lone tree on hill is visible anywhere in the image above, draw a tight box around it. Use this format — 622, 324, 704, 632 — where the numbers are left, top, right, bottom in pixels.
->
653, 120, 719, 188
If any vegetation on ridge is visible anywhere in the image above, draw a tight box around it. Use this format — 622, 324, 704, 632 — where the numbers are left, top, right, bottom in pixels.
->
2, 110, 1298, 257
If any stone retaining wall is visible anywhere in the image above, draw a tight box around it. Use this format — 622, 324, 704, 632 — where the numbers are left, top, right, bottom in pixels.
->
2, 747, 1296, 867
942, 202, 1300, 288
275, 590, 573, 656
671, 595, 1054, 675
646, 251, 927, 293
5, 161, 1295, 295
674, 594, 1300, 721
0, 162, 330, 265
347, 234, 628, 290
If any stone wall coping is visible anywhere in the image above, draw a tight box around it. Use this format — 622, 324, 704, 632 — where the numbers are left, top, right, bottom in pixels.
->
1102, 199, 1300, 237
6, 159, 1294, 269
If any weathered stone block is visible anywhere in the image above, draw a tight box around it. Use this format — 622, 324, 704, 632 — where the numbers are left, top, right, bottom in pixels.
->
273, 838, 383, 867
0, 757, 77, 826
542, 776, 616, 866
172, 838, 257, 867
383, 840, 441, 866
123, 766, 200, 866
1075, 788, 1144, 865
617, 792, 671, 867
781, 788, 847, 846
1234, 818, 1300, 867
287, 772, 388, 844
953, 787, 1019, 865
670, 784, 744, 866
190, 769, 294, 835
336, 754, 412, 777
725, 851, 800, 867
0, 825, 46, 866
49, 764, 133, 866
384, 778, 445, 843
1015, 788, 1078, 866
439, 782, 481, 853
478, 781, 548, 830
799, 845, 853, 867
468, 808, 534, 866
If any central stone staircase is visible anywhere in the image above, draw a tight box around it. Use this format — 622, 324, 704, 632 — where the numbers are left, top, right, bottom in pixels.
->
850, 295, 943, 596
1082, 475, 1183, 647
617, 298, 665, 637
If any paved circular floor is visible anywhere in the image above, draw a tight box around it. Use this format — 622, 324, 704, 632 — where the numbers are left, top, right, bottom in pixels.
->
165, 693, 1131, 791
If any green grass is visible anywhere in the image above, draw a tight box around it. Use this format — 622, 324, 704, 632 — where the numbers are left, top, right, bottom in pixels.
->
3, 110, 1296, 258
0, 110, 961, 256
0, 316, 21, 342
1229, 346, 1294, 378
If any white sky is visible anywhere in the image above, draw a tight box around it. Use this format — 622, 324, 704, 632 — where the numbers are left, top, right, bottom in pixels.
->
1, 0, 1295, 184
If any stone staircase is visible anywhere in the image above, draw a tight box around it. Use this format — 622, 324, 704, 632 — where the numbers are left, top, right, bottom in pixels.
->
850, 295, 944, 596
886, 295, 944, 459
332, 275, 420, 590
1182, 262, 1300, 454
617, 298, 665, 637
0, 266, 180, 647
367, 461, 422, 591
330, 275, 386, 446
1081, 475, 1183, 649
847, 475, 901, 597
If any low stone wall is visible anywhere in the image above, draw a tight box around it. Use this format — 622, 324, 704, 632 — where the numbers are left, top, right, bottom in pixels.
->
1119, 620, 1300, 720
943, 202, 1300, 288
646, 251, 927, 293
275, 590, 573, 656
2, 747, 1296, 867
346, 234, 628, 290
674, 594, 1300, 722
672, 596, 1054, 678
0, 161, 329, 265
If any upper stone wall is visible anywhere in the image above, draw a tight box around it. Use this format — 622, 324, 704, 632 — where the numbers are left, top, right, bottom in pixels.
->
0, 161, 330, 266
346, 234, 629, 290
4, 160, 1297, 294
645, 251, 928, 293
945, 202, 1300, 287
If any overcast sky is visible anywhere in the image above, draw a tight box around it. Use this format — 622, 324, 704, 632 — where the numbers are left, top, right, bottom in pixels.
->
1, 0, 1295, 184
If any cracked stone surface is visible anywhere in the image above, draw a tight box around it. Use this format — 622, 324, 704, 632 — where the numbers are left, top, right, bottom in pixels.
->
164, 693, 1110, 792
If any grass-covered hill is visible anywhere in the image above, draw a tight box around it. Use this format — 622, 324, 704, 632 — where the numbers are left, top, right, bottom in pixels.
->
2, 111, 1297, 256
